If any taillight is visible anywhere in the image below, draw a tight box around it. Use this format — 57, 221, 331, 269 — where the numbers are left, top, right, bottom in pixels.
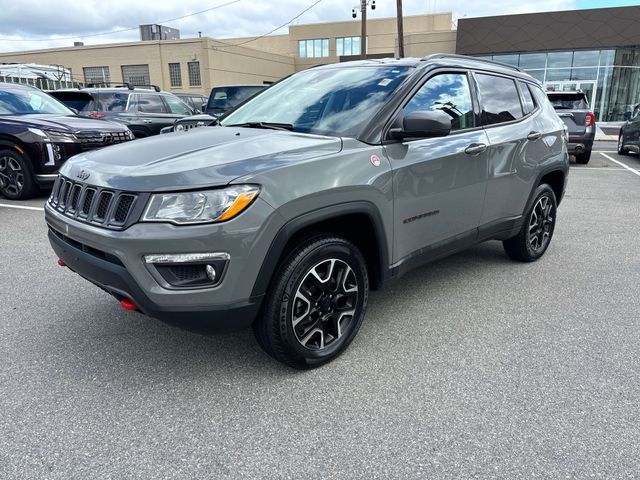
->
88, 113, 106, 119
585, 112, 595, 127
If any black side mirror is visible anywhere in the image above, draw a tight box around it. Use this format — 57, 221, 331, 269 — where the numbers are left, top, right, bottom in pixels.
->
390, 110, 452, 140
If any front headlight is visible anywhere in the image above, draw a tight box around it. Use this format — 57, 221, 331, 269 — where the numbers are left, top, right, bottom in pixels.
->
142, 185, 260, 225
175, 123, 185, 132
28, 128, 78, 143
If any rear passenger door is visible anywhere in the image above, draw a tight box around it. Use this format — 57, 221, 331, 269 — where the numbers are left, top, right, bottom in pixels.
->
385, 71, 490, 264
474, 73, 548, 229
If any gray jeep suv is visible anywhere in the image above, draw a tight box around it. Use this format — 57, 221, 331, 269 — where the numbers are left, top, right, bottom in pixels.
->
45, 55, 569, 369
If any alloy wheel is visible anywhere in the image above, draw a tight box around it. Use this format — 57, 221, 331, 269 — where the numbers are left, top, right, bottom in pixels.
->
527, 195, 554, 252
0, 155, 24, 196
291, 258, 359, 351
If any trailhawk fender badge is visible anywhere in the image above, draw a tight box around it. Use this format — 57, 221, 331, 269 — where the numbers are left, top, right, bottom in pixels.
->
370, 154, 381, 167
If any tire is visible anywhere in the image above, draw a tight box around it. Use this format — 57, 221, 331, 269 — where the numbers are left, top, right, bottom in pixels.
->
575, 149, 592, 164
617, 133, 629, 155
0, 148, 38, 200
254, 234, 369, 369
503, 184, 557, 262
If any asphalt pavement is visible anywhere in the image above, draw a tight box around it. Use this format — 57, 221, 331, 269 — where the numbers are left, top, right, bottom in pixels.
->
1, 142, 639, 479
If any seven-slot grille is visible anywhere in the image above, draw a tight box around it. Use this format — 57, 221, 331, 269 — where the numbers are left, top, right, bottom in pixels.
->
49, 175, 138, 229
75, 131, 132, 151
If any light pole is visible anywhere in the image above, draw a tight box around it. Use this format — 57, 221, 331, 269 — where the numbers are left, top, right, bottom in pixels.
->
351, 0, 375, 60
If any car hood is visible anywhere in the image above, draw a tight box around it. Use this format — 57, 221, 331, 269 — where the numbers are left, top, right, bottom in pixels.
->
1, 114, 129, 133
59, 126, 343, 191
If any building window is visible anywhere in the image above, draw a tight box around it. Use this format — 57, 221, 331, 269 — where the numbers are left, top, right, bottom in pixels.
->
122, 64, 150, 86
188, 61, 201, 86
336, 36, 367, 57
168, 63, 182, 87
298, 39, 329, 58
83, 66, 110, 85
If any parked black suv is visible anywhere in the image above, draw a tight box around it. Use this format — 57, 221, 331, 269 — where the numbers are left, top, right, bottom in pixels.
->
547, 90, 595, 164
0, 82, 133, 199
204, 84, 266, 118
618, 103, 640, 155
161, 84, 268, 134
49, 84, 195, 138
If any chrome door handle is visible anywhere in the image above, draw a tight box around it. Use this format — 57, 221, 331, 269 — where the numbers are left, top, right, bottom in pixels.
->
142, 119, 153, 124
464, 143, 487, 155
527, 131, 542, 141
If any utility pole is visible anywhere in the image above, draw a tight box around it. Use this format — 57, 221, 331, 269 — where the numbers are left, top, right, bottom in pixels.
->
360, 0, 367, 60
352, 1, 375, 60
396, 0, 404, 58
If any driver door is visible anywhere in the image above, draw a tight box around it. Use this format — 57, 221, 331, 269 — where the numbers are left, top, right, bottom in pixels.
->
383, 71, 489, 264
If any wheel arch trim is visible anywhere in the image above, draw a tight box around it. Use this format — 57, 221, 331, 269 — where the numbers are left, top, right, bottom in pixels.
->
250, 201, 390, 297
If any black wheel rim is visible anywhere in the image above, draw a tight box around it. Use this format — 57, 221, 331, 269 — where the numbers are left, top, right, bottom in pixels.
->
527, 195, 554, 253
291, 258, 359, 351
0, 155, 24, 196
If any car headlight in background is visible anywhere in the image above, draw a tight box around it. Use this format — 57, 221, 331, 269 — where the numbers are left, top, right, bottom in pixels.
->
142, 185, 260, 224
29, 127, 78, 143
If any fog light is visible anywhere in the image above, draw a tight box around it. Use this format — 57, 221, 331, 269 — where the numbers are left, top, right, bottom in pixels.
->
205, 264, 217, 281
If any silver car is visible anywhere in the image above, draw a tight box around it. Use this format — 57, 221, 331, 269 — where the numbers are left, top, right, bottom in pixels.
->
45, 54, 569, 369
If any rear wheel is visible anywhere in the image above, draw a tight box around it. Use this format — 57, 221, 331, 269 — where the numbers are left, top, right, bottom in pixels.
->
503, 184, 557, 262
575, 149, 592, 164
0, 149, 37, 200
618, 133, 629, 155
254, 235, 369, 369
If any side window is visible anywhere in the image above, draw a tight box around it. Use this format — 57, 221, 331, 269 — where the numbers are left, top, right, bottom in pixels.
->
519, 82, 536, 115
403, 73, 474, 131
164, 95, 192, 115
475, 73, 524, 126
137, 94, 167, 113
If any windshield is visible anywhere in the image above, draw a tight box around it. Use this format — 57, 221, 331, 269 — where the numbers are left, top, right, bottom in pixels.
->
547, 93, 589, 110
207, 86, 265, 111
221, 66, 413, 136
0, 88, 74, 115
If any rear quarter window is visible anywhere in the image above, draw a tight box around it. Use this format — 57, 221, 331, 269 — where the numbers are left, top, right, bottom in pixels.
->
519, 82, 536, 115
475, 73, 524, 126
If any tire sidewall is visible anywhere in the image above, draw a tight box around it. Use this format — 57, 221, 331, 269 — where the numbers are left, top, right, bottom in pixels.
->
524, 185, 557, 260
277, 241, 369, 365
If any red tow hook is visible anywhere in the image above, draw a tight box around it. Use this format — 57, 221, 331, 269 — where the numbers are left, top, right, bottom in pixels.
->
57, 259, 66, 267
120, 299, 139, 311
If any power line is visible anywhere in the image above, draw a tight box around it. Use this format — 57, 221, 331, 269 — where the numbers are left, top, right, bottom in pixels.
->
0, 0, 241, 42
217, 0, 323, 47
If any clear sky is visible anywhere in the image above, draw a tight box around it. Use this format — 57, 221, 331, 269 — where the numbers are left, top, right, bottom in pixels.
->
0, 0, 638, 53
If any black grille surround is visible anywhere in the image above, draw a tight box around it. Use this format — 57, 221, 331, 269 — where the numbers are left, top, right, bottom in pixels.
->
75, 131, 132, 151
48, 175, 149, 230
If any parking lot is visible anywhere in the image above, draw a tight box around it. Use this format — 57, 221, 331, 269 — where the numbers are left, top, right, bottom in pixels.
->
0, 141, 639, 478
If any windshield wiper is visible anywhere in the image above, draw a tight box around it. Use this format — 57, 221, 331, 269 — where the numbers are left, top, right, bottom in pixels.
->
226, 121, 294, 131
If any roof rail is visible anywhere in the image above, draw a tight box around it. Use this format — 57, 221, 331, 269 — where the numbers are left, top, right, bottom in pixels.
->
86, 82, 135, 90
421, 53, 522, 72
132, 84, 161, 92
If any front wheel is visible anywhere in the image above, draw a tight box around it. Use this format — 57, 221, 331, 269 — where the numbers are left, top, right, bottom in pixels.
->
503, 184, 557, 262
254, 235, 369, 369
0, 149, 38, 200
618, 133, 629, 155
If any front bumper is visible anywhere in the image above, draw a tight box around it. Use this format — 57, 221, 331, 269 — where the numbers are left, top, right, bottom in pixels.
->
45, 198, 282, 329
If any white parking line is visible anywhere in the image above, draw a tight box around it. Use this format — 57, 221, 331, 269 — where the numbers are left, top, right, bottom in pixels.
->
0, 203, 44, 212
571, 167, 627, 171
599, 153, 640, 177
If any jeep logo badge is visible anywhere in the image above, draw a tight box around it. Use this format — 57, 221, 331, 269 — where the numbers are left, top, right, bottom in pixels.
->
76, 169, 90, 181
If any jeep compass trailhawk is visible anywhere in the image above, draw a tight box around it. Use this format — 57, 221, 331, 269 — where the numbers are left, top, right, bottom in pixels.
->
46, 55, 569, 369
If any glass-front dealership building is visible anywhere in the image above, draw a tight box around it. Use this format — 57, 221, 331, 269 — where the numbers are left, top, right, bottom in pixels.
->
457, 6, 640, 122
